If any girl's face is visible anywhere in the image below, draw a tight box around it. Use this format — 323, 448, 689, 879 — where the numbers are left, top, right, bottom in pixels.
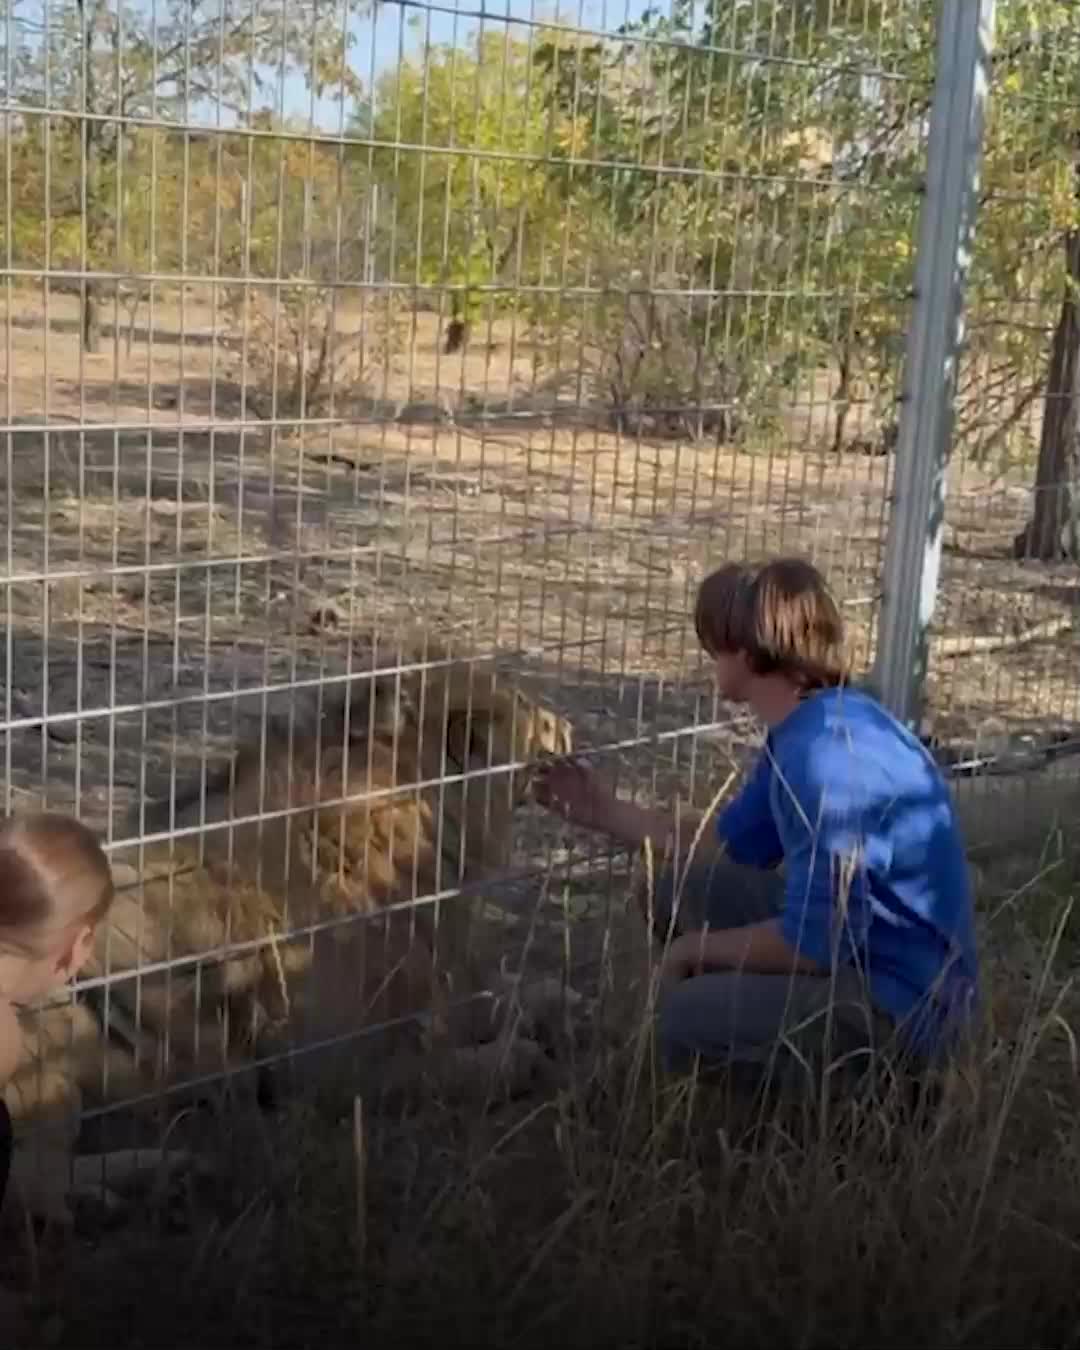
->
0, 920, 96, 1004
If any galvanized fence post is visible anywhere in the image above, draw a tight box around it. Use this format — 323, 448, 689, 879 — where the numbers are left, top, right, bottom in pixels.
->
872, 0, 997, 729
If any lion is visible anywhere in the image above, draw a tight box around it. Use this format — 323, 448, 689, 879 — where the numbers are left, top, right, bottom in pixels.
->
2, 1001, 136, 1229
77, 649, 575, 1106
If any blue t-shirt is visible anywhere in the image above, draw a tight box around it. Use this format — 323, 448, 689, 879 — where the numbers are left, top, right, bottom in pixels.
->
714, 686, 979, 1057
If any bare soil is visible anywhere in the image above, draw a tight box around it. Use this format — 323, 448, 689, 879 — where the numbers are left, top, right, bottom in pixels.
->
4, 286, 1080, 1350
3, 288, 1075, 805
3, 284, 1077, 973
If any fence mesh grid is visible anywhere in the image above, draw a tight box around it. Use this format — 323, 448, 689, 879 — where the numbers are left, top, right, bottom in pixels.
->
921, 10, 1080, 876
1, 0, 1071, 1170
930, 13, 1080, 755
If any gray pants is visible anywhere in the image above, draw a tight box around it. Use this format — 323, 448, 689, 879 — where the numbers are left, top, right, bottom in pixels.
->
641, 855, 896, 1080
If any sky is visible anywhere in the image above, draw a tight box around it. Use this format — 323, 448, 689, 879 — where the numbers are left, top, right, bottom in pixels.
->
4, 0, 662, 132
281, 0, 654, 129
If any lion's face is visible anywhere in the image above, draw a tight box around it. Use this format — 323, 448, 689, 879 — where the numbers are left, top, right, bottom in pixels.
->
526, 700, 575, 760
412, 670, 573, 875
442, 681, 572, 803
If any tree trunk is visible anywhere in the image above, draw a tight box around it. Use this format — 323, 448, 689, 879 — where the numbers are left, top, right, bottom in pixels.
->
444, 318, 468, 355
445, 290, 470, 354
82, 281, 101, 355
1013, 230, 1080, 560
79, 2, 104, 359
832, 342, 854, 456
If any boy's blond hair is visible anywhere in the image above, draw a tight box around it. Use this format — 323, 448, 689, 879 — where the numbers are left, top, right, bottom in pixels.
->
694, 557, 848, 691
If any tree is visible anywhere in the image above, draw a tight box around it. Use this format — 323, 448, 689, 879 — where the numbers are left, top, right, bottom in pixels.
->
984, 16, 1080, 559
3, 0, 368, 353
214, 118, 399, 418
531, 0, 1080, 533
1015, 222, 1080, 558
0, 115, 86, 274
366, 30, 557, 336
529, 5, 930, 443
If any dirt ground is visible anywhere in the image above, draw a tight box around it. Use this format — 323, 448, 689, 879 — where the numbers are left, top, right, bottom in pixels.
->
0, 286, 888, 818
3, 287, 1076, 788
4, 284, 1080, 1349
2, 283, 1078, 1097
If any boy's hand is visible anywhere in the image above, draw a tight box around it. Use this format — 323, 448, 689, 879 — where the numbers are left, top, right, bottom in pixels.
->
532, 757, 617, 832
660, 931, 707, 989
660, 921, 821, 986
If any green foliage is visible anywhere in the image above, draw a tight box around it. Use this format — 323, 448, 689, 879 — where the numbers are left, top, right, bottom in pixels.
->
525, 188, 768, 441
524, 6, 933, 442
1, 0, 1078, 468
366, 31, 557, 327
1, 0, 368, 350
960, 7, 1080, 472
524, 0, 1080, 465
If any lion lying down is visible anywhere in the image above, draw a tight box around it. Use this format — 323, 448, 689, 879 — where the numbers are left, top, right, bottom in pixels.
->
99, 651, 574, 1079
3, 651, 576, 1222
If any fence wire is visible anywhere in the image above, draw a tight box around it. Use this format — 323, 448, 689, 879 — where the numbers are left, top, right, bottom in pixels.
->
3, 0, 1037, 1181
922, 8, 1080, 865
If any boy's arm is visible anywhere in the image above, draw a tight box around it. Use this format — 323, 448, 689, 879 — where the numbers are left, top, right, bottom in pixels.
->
599, 798, 709, 854
712, 749, 784, 869
636, 748, 783, 868
542, 765, 716, 858
630, 801, 722, 862
668, 748, 872, 981
772, 748, 873, 971
538, 746, 780, 869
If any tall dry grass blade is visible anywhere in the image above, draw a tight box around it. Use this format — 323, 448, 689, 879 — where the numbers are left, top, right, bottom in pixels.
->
968, 896, 1076, 1245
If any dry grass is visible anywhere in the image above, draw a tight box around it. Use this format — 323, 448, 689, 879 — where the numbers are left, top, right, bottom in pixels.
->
6, 841, 1080, 1350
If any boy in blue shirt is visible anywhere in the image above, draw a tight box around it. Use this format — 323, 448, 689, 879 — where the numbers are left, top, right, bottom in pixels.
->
535, 557, 979, 1079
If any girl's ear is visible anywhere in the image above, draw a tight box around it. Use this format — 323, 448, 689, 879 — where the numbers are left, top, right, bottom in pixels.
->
55, 922, 96, 983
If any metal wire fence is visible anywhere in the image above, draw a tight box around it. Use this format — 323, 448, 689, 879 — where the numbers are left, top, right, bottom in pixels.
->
911, 4, 1080, 870
0, 0, 1075, 1186
928, 8, 1080, 746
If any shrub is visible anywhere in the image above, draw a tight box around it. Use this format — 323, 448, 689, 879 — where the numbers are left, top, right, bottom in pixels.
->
223, 283, 406, 420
